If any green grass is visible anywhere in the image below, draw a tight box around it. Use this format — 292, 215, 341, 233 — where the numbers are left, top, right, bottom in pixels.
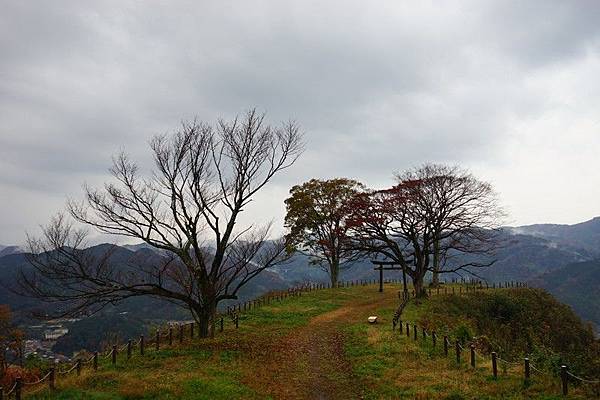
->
23, 284, 598, 399
341, 286, 596, 399
25, 286, 363, 399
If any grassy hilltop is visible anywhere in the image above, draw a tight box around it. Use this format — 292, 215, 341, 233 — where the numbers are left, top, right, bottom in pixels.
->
24, 284, 600, 400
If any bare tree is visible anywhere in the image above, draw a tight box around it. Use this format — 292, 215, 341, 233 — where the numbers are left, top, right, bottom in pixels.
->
347, 180, 431, 296
19, 109, 303, 337
348, 164, 503, 297
396, 164, 505, 286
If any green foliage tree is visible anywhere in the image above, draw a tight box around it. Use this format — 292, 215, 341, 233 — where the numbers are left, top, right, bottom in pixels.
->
284, 178, 365, 287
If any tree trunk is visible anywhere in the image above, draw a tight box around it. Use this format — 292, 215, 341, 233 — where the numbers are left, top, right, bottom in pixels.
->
196, 301, 217, 338
413, 274, 427, 298
432, 239, 440, 287
329, 259, 339, 288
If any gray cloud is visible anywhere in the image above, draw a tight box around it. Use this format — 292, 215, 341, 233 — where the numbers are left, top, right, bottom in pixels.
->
1, 1, 600, 244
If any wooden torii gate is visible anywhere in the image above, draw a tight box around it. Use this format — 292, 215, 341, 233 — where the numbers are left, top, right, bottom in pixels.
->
371, 260, 408, 296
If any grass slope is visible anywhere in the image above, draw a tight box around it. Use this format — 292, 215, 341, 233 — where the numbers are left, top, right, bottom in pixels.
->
24, 284, 598, 400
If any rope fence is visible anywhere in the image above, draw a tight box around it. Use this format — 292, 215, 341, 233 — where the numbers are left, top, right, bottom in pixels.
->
395, 313, 600, 397
566, 370, 600, 384
0, 279, 552, 399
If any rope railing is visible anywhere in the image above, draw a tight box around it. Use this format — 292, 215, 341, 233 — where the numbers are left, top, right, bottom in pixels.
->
81, 354, 96, 365
58, 363, 78, 376
529, 362, 553, 377
496, 356, 519, 366
6, 381, 18, 396
22, 370, 52, 386
566, 370, 600, 384
102, 349, 114, 360
3, 279, 532, 398
396, 306, 599, 396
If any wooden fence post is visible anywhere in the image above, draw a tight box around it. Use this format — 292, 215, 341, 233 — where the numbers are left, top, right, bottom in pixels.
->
413, 324, 418, 341
179, 324, 184, 343
49, 367, 55, 390
15, 377, 22, 400
93, 352, 98, 371
169, 327, 173, 346
406, 322, 410, 338
127, 339, 132, 359
455, 341, 461, 364
111, 345, 117, 365
155, 329, 160, 351
432, 332, 437, 348
491, 352, 497, 378
444, 336, 449, 356
190, 322, 194, 339
235, 315, 239, 329
524, 358, 530, 382
76, 359, 82, 376
470, 345, 475, 368
561, 365, 568, 395
140, 335, 145, 356
422, 327, 426, 340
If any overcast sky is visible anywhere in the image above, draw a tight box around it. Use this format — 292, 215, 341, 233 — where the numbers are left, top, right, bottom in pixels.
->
1, 1, 600, 245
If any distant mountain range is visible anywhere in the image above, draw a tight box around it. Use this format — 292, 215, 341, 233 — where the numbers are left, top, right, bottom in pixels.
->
1, 216, 599, 353
507, 217, 600, 254
0, 245, 24, 258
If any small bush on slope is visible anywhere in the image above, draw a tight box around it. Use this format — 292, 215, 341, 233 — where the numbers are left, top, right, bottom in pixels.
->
420, 288, 600, 378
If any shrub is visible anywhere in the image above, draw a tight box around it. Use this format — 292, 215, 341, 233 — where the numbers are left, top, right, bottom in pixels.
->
420, 289, 600, 379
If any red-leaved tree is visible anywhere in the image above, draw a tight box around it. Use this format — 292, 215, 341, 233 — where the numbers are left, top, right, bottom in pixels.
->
348, 164, 502, 296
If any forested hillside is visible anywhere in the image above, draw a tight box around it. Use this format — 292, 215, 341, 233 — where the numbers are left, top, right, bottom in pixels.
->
531, 260, 600, 331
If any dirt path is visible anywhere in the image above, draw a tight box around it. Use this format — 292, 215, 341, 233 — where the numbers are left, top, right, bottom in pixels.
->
245, 295, 390, 400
